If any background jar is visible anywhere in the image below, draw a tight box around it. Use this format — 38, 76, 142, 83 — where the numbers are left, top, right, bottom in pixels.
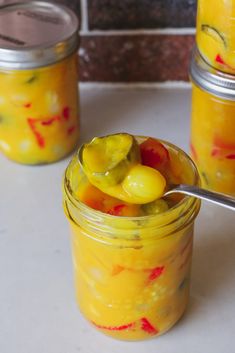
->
196, 0, 235, 74
190, 48, 235, 196
0, 1, 79, 165
62, 137, 200, 341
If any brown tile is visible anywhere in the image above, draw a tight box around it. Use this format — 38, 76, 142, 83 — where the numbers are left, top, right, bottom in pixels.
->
88, 0, 196, 30
79, 35, 195, 82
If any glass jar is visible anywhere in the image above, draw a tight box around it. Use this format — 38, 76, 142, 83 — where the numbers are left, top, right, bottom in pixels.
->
0, 1, 79, 164
62, 137, 201, 341
190, 48, 235, 196
196, 0, 235, 74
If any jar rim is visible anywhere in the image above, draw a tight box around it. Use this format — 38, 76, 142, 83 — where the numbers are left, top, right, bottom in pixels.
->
190, 46, 235, 100
63, 136, 200, 227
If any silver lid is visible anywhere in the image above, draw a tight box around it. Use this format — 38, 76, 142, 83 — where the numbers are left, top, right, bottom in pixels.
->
0, 1, 79, 69
189, 47, 235, 100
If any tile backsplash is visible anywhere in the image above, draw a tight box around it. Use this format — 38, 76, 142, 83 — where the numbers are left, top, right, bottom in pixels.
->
88, 0, 196, 29
1, 0, 197, 83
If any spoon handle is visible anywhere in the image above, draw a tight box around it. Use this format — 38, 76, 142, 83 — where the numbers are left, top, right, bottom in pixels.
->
167, 184, 235, 211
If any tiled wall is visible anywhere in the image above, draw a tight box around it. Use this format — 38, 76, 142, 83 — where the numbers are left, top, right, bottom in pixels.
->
87, 0, 196, 29
2, 0, 197, 83
79, 0, 197, 83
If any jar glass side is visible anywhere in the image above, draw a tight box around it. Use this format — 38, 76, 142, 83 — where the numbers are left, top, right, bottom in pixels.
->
190, 83, 235, 195
196, 0, 235, 73
62, 138, 201, 340
0, 53, 79, 164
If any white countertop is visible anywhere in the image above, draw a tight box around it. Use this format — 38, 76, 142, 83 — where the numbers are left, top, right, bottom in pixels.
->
1, 87, 235, 353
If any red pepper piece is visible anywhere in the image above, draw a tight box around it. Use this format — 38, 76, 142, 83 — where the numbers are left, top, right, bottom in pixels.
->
107, 204, 126, 216
67, 126, 76, 135
215, 54, 235, 70
148, 266, 164, 282
215, 54, 225, 65
41, 116, 60, 126
27, 118, 45, 148
24, 103, 32, 108
226, 154, 235, 159
190, 142, 198, 161
140, 138, 169, 170
92, 321, 135, 331
63, 106, 70, 120
140, 318, 159, 335
212, 136, 235, 158
214, 136, 235, 150
211, 148, 220, 157
92, 318, 159, 335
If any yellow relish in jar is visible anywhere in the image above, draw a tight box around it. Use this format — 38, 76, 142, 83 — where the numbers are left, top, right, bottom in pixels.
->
196, 0, 235, 74
190, 48, 235, 196
63, 133, 201, 340
0, 1, 80, 164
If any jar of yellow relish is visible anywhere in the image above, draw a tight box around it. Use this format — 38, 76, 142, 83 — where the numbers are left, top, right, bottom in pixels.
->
62, 137, 200, 341
0, 1, 79, 164
190, 48, 235, 196
196, 0, 235, 74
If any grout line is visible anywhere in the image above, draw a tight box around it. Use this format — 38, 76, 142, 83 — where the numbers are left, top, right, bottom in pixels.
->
80, 0, 89, 32
79, 81, 192, 90
80, 28, 196, 36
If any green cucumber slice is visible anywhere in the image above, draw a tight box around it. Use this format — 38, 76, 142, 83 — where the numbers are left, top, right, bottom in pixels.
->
141, 199, 169, 215
79, 133, 141, 187
201, 24, 227, 48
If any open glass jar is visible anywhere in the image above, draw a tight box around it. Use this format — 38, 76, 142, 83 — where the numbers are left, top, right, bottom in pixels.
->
62, 136, 201, 341
190, 48, 235, 196
0, 1, 79, 164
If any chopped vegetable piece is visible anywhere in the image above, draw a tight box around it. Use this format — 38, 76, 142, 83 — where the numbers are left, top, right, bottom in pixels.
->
27, 118, 45, 148
122, 164, 166, 203
215, 54, 235, 71
92, 317, 158, 335
201, 172, 209, 186
25, 75, 37, 84
201, 25, 226, 47
67, 126, 76, 135
63, 106, 70, 120
212, 136, 235, 159
226, 154, 235, 159
80, 133, 140, 187
107, 204, 126, 216
92, 321, 135, 331
190, 142, 198, 162
215, 54, 225, 65
140, 318, 159, 335
147, 266, 165, 282
140, 138, 169, 171
213, 136, 235, 150
142, 199, 169, 215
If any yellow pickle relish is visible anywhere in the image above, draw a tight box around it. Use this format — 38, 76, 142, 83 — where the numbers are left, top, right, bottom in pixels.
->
0, 1, 80, 164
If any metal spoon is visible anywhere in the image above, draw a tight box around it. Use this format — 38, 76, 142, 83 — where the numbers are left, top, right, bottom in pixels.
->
164, 184, 235, 211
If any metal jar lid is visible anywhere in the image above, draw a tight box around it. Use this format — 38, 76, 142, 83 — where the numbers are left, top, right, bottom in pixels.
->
189, 47, 235, 101
0, 1, 79, 69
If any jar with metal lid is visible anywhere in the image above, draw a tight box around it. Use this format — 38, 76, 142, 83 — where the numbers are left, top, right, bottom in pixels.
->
0, 1, 80, 165
190, 48, 235, 196
196, 0, 235, 74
